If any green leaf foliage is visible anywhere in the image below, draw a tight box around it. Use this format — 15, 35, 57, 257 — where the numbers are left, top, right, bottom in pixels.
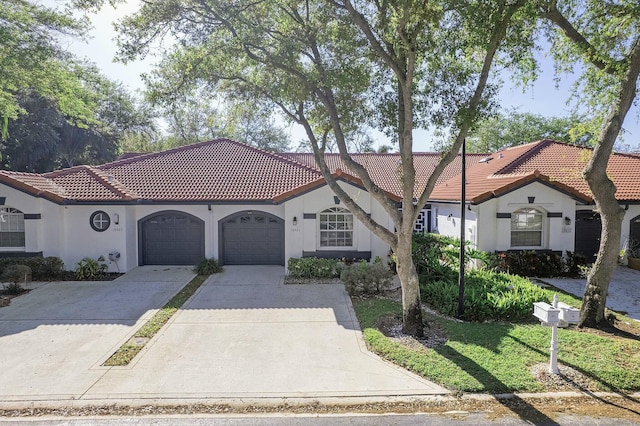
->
0, 1, 96, 134
194, 258, 223, 275
74, 256, 108, 280
0, 256, 64, 281
287, 257, 341, 279
467, 108, 593, 153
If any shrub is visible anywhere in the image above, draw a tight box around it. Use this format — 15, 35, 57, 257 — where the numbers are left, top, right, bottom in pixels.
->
411, 233, 495, 282
0, 256, 65, 281
1, 264, 32, 294
420, 269, 550, 322
341, 257, 394, 295
564, 251, 589, 277
287, 257, 341, 278
195, 258, 223, 275
75, 256, 108, 280
496, 250, 588, 278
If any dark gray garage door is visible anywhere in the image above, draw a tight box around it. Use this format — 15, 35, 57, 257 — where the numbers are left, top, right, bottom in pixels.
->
220, 211, 284, 265
140, 211, 204, 265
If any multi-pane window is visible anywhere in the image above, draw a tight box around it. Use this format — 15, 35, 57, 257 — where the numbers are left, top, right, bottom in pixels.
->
511, 208, 543, 247
319, 207, 353, 247
0, 207, 25, 248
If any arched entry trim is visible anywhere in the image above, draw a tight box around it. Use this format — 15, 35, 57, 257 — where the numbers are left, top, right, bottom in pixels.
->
219, 210, 284, 265
138, 210, 204, 265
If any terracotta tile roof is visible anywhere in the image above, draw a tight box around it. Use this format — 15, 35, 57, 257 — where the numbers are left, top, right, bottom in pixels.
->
281, 152, 487, 198
2, 138, 639, 205
44, 166, 139, 201
97, 139, 323, 202
430, 139, 640, 203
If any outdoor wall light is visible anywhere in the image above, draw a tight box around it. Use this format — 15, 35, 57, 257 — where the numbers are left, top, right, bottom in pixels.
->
293, 216, 298, 226
447, 214, 453, 221
113, 213, 119, 225
564, 216, 571, 226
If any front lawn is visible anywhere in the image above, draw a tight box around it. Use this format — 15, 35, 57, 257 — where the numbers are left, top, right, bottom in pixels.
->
353, 296, 640, 394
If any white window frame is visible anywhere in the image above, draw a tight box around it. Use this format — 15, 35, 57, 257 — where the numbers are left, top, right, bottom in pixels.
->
318, 207, 355, 249
0, 207, 25, 251
510, 208, 544, 248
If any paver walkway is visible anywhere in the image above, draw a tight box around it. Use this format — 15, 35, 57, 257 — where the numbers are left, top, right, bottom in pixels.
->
539, 265, 640, 320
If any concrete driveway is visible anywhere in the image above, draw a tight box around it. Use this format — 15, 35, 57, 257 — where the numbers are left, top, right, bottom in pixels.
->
0, 265, 447, 406
0, 266, 195, 402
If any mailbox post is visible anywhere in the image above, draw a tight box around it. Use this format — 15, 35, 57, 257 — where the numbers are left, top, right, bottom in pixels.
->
533, 294, 579, 374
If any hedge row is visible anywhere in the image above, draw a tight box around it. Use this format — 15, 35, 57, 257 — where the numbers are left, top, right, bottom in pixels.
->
0, 257, 65, 281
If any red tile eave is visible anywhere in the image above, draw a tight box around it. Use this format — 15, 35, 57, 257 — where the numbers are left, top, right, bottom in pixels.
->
467, 173, 593, 204
0, 174, 65, 204
272, 170, 402, 204
43, 166, 136, 202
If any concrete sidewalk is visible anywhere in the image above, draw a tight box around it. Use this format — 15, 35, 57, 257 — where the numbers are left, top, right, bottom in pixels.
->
538, 265, 640, 320
0, 265, 447, 407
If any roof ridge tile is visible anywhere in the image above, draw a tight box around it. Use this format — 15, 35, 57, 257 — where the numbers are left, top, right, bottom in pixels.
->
492, 139, 556, 175
82, 166, 140, 200
98, 139, 234, 169
235, 143, 324, 176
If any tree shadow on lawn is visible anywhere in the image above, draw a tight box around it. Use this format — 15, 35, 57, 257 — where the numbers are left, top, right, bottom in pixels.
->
420, 316, 560, 423
506, 333, 640, 418
431, 316, 636, 423
439, 343, 560, 425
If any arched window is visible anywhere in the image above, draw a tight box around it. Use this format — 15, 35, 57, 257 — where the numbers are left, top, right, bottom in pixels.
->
511, 208, 543, 247
319, 207, 353, 247
0, 207, 25, 248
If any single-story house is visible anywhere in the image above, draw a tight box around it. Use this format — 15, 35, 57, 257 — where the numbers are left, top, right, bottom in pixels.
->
0, 138, 638, 272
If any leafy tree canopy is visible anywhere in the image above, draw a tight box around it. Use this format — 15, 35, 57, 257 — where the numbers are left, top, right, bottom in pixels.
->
2, 66, 156, 171
467, 108, 592, 153
0, 1, 99, 136
148, 85, 291, 152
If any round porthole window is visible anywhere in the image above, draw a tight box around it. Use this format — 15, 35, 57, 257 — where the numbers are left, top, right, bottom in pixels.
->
90, 211, 111, 232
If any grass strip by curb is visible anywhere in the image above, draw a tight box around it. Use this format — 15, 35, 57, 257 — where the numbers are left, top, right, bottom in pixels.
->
103, 274, 209, 366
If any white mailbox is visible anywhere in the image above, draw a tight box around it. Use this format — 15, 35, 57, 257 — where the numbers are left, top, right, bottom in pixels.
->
533, 302, 560, 324
557, 302, 580, 325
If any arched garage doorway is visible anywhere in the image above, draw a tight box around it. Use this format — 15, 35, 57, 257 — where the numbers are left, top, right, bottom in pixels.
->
219, 211, 284, 265
139, 211, 204, 265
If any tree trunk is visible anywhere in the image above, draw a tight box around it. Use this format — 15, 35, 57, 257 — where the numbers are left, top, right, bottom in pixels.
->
395, 230, 424, 337
579, 201, 624, 327
578, 38, 640, 328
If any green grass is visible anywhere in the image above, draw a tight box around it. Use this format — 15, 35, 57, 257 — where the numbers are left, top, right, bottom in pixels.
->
353, 296, 640, 393
103, 274, 209, 366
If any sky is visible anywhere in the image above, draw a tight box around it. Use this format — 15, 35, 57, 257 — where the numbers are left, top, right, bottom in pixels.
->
45, 0, 640, 152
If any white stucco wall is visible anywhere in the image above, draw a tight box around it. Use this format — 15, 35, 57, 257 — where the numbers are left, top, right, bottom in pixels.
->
59, 205, 128, 271
283, 182, 392, 265
0, 184, 62, 258
429, 203, 478, 247
18, 177, 640, 272
489, 182, 578, 253
434, 182, 584, 254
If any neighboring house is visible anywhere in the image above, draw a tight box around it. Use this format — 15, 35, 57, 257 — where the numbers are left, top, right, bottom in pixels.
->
288, 140, 640, 263
0, 138, 637, 272
428, 140, 640, 262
